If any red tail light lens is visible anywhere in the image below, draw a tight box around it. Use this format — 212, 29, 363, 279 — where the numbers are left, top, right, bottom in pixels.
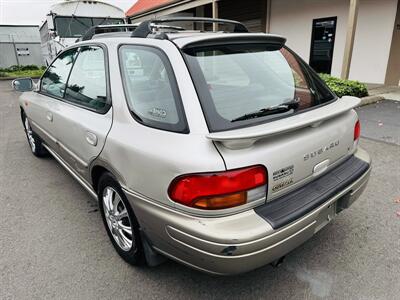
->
354, 120, 361, 141
168, 165, 267, 210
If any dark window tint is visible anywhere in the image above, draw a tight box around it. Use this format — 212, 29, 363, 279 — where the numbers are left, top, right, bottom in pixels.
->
55, 17, 125, 38
119, 45, 188, 133
183, 44, 335, 132
55, 17, 92, 38
92, 18, 124, 26
41, 48, 77, 98
64, 46, 108, 111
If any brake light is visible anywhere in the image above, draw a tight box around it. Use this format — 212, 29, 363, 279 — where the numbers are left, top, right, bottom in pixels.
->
354, 120, 361, 141
168, 165, 267, 210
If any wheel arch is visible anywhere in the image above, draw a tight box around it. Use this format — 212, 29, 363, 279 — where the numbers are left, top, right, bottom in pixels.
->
90, 160, 127, 194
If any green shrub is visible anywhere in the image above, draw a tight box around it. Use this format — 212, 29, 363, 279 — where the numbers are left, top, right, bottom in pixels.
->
319, 73, 368, 98
6, 65, 21, 72
0, 65, 46, 78
0, 65, 42, 73
21, 65, 40, 71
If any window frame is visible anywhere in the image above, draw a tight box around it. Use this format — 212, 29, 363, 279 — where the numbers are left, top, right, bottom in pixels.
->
181, 43, 337, 133
118, 43, 189, 134
39, 47, 78, 99
39, 42, 112, 114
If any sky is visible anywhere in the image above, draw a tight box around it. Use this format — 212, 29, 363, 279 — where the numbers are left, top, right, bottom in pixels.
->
0, 0, 138, 25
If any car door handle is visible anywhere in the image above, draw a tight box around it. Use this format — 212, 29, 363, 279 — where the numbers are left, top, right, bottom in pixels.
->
46, 112, 53, 122
86, 132, 98, 146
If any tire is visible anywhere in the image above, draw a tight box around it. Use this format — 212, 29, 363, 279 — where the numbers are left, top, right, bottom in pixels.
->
98, 172, 145, 266
22, 113, 48, 157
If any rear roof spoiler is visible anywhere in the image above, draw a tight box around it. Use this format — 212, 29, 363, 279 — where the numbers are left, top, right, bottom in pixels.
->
206, 96, 361, 150
173, 33, 286, 50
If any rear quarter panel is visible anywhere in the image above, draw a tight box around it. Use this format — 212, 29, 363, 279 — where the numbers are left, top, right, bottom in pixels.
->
97, 39, 225, 207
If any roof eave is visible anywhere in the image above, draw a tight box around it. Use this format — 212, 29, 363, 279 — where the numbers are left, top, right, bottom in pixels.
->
126, 0, 183, 18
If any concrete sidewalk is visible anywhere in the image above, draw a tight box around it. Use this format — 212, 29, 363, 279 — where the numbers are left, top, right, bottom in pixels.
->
358, 84, 400, 106
367, 84, 400, 99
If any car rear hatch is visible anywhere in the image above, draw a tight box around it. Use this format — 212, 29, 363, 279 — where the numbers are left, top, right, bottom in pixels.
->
208, 97, 361, 201
179, 34, 362, 201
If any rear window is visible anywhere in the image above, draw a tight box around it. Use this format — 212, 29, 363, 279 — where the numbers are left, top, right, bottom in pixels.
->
119, 45, 188, 133
183, 43, 335, 132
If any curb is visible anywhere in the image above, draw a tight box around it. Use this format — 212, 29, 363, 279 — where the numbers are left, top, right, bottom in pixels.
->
357, 95, 385, 107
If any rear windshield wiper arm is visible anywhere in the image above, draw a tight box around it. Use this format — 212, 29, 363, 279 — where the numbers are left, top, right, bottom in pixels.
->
231, 98, 300, 122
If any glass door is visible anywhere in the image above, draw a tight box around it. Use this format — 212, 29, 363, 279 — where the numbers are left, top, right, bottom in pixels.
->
309, 17, 337, 74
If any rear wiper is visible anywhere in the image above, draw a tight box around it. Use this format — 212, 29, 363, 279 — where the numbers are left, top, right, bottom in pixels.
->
231, 98, 300, 122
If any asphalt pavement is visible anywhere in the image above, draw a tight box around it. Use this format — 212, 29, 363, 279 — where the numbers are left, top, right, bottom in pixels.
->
1, 80, 399, 300
356, 100, 400, 145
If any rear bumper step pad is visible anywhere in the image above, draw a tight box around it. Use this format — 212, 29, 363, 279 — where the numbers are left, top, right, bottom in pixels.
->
255, 156, 370, 229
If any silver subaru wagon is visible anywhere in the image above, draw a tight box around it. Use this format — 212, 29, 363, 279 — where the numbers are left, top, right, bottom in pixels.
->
13, 18, 371, 275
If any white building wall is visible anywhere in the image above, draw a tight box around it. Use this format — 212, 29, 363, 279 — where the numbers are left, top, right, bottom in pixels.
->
269, 0, 397, 84
0, 26, 44, 68
349, 0, 397, 83
269, 0, 349, 78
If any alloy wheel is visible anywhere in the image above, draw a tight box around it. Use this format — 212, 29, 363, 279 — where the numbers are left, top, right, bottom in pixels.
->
102, 186, 134, 251
24, 118, 36, 152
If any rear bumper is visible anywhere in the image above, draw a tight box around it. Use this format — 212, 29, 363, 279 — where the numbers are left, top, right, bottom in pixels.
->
125, 147, 371, 275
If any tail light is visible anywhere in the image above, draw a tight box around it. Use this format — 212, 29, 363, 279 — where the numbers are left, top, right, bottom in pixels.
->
168, 165, 267, 210
354, 120, 361, 141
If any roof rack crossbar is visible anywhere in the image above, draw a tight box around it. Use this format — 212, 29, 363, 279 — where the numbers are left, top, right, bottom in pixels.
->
131, 17, 249, 38
81, 24, 138, 41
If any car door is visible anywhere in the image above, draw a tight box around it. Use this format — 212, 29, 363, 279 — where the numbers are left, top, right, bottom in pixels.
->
50, 44, 112, 180
25, 48, 78, 151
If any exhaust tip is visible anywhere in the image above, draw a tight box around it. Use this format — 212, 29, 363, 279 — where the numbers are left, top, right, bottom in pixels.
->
270, 256, 286, 268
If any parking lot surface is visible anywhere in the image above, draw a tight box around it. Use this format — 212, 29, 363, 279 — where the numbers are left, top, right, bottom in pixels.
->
1, 80, 399, 299
356, 100, 400, 146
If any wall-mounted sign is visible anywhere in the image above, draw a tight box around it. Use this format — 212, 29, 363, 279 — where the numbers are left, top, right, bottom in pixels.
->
17, 48, 30, 56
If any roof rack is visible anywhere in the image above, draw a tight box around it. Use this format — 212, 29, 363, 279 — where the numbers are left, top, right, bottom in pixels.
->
81, 24, 138, 41
131, 17, 249, 38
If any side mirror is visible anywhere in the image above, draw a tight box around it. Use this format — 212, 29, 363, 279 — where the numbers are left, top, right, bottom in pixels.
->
46, 14, 55, 30
12, 78, 34, 92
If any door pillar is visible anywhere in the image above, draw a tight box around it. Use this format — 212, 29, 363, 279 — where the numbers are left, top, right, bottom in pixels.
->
265, 0, 272, 33
212, 0, 218, 31
384, 1, 400, 85
341, 0, 360, 79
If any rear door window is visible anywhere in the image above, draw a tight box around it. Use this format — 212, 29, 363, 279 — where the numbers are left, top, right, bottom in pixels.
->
119, 45, 188, 133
